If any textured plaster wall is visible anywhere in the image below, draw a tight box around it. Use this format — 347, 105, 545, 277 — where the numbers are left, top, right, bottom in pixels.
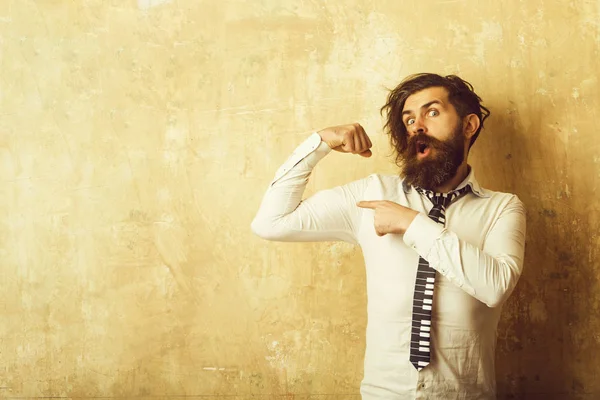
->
1, 0, 599, 399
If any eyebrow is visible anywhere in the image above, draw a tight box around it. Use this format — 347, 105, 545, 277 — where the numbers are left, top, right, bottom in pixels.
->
402, 100, 444, 117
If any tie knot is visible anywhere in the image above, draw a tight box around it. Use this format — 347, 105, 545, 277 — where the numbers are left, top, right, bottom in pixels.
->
415, 185, 470, 209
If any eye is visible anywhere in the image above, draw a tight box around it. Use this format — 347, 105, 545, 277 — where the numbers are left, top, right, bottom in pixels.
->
406, 118, 415, 126
428, 109, 439, 117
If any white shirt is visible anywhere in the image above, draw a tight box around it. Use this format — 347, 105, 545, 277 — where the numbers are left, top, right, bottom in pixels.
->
251, 133, 527, 400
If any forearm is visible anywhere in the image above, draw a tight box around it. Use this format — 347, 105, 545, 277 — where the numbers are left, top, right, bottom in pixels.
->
427, 229, 522, 307
251, 134, 330, 239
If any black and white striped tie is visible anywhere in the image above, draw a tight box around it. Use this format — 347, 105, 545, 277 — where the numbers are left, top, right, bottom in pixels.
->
409, 185, 470, 371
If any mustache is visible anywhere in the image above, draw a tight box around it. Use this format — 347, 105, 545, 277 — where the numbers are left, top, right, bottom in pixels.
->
402, 133, 445, 155
408, 133, 444, 147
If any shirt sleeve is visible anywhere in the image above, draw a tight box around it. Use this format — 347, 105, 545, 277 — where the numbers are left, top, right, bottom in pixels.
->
403, 195, 527, 308
251, 133, 368, 244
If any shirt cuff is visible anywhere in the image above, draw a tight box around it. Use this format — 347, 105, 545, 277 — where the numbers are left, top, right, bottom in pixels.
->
271, 132, 332, 184
403, 213, 445, 260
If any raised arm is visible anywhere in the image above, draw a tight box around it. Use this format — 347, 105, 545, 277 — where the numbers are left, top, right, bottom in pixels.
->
251, 123, 373, 244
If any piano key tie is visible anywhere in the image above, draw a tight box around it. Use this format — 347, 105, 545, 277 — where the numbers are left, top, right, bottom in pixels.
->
409, 185, 471, 371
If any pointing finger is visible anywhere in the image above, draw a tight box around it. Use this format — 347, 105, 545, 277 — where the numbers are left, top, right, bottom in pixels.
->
357, 200, 379, 209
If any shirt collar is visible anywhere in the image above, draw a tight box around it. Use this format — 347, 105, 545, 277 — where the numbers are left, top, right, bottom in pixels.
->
402, 165, 489, 198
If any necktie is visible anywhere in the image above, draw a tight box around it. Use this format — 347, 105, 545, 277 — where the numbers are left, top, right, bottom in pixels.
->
409, 185, 470, 371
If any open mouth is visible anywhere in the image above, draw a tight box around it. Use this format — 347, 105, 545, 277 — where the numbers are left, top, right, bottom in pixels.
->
416, 141, 431, 157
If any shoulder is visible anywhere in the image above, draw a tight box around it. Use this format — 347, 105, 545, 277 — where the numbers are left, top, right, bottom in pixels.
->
346, 173, 407, 200
360, 173, 406, 190
362, 173, 404, 186
477, 186, 526, 215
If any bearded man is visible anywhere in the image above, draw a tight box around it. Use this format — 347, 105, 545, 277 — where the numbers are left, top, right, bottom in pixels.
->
251, 73, 527, 400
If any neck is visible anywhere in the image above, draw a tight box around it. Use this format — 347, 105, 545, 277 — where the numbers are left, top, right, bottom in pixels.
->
435, 162, 470, 193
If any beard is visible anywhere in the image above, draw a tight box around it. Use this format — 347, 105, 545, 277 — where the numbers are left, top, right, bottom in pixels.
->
399, 124, 465, 191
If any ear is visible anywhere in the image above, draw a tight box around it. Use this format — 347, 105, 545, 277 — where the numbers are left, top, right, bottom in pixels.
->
463, 114, 480, 140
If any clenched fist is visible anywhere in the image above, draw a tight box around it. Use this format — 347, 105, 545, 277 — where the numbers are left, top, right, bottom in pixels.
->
318, 123, 373, 158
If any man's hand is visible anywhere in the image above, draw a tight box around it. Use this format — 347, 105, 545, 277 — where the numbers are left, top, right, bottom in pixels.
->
357, 201, 419, 236
318, 123, 373, 157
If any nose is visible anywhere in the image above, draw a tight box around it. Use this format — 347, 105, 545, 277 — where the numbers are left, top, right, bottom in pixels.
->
409, 117, 427, 136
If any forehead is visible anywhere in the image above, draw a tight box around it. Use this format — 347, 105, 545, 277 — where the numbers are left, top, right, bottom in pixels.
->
402, 86, 450, 112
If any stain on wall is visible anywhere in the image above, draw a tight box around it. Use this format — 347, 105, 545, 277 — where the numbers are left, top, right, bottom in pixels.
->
0, 0, 598, 399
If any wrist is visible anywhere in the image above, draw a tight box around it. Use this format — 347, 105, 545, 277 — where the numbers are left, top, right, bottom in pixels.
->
399, 210, 419, 234
317, 128, 333, 142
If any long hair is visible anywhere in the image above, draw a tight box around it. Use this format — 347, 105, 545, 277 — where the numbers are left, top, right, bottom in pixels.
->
380, 73, 491, 166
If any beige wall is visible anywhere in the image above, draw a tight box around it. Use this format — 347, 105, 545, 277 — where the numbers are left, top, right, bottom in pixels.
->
1, 0, 599, 398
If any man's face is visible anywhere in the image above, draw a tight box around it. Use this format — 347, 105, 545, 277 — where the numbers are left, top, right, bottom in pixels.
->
399, 86, 466, 190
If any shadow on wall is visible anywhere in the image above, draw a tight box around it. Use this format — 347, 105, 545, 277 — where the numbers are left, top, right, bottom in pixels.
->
486, 101, 595, 400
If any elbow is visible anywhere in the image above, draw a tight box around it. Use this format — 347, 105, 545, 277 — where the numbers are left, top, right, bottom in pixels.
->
482, 267, 521, 308
251, 217, 282, 241
481, 285, 511, 308
251, 209, 299, 241
484, 294, 505, 309
250, 217, 271, 240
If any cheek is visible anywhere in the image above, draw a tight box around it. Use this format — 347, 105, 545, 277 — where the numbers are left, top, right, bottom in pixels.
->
429, 117, 458, 139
